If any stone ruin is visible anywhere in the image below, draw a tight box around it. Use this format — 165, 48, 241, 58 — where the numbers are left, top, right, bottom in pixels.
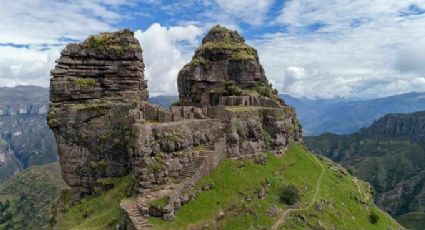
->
48, 26, 302, 229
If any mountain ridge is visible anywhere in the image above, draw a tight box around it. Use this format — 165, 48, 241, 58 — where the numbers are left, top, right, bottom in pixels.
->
281, 92, 425, 135
305, 111, 425, 229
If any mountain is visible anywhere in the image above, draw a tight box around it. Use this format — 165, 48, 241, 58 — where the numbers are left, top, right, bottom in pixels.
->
149, 96, 178, 108
304, 111, 425, 229
281, 92, 425, 135
0, 86, 57, 182
0, 163, 66, 230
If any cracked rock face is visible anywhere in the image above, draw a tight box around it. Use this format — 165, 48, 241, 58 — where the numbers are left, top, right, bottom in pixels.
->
177, 25, 281, 107
48, 29, 147, 194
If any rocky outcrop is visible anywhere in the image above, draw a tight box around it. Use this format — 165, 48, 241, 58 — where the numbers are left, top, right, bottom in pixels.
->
177, 25, 301, 157
177, 25, 283, 107
0, 138, 22, 182
49, 26, 302, 227
361, 111, 425, 139
48, 29, 147, 194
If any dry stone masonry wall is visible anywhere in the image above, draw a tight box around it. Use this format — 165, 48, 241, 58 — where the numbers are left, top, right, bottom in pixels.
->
48, 25, 302, 228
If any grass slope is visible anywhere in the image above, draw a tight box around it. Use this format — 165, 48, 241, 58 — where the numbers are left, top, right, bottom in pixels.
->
0, 163, 66, 230
150, 144, 401, 229
55, 175, 132, 230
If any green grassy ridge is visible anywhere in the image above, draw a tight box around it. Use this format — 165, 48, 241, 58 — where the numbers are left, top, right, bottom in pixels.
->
150, 144, 401, 229
0, 163, 66, 230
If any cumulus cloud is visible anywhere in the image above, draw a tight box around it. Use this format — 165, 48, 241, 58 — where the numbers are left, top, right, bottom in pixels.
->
0, 46, 60, 87
135, 23, 203, 96
255, 0, 425, 99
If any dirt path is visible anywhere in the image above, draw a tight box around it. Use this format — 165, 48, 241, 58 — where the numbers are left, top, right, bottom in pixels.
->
270, 156, 325, 230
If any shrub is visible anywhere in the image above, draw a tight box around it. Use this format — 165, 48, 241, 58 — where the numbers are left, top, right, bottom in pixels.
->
369, 212, 380, 224
280, 185, 300, 205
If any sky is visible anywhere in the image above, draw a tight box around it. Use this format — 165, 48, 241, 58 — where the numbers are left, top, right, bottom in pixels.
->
1, 0, 425, 99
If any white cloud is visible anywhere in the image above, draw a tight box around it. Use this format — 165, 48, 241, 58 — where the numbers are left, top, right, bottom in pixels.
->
135, 23, 203, 96
395, 42, 425, 73
0, 46, 60, 87
215, 0, 275, 25
254, 0, 425, 99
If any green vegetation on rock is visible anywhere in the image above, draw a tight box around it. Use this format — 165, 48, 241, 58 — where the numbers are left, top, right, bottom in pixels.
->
83, 29, 140, 54
74, 78, 96, 87
193, 25, 257, 63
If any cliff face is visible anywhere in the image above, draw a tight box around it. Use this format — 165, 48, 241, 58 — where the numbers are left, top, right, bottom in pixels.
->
360, 111, 425, 138
48, 29, 147, 194
0, 138, 22, 182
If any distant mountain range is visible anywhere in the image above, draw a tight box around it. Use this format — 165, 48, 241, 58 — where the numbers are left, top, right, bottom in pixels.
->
0, 86, 57, 183
305, 111, 425, 230
281, 92, 425, 135
149, 95, 178, 108
147, 92, 425, 136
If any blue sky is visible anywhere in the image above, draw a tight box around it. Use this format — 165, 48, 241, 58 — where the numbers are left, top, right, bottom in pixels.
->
1, 0, 425, 98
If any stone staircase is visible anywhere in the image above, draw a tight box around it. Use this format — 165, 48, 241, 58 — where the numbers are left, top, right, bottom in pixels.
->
120, 200, 153, 230
174, 144, 214, 183
120, 141, 224, 229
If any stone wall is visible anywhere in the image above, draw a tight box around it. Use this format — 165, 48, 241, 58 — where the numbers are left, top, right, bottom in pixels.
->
140, 102, 207, 122
209, 107, 302, 158
131, 119, 225, 193
218, 95, 282, 107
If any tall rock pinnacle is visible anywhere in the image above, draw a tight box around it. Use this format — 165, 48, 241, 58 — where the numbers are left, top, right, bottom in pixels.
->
178, 25, 281, 107
48, 29, 147, 194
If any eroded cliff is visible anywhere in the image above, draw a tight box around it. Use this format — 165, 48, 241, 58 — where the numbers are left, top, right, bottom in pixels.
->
48, 29, 147, 194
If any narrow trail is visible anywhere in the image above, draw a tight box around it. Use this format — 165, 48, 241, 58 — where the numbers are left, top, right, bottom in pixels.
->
270, 155, 325, 230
